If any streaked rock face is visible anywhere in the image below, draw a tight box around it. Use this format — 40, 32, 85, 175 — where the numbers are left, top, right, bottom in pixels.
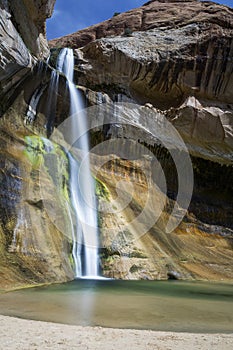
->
0, 120, 74, 289
0, 0, 55, 114
50, 1, 233, 162
167, 97, 233, 163
0, 0, 233, 288
7, 0, 55, 58
49, 0, 233, 281
77, 96, 233, 280
0, 0, 75, 290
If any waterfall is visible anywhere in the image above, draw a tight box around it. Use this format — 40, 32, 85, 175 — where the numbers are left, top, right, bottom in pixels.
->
25, 84, 46, 124
46, 69, 59, 136
56, 48, 99, 278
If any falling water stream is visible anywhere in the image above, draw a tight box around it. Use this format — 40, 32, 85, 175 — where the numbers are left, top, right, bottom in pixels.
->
46, 69, 59, 136
56, 48, 99, 278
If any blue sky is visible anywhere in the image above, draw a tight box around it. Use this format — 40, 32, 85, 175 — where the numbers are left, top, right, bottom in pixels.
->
46, 0, 233, 40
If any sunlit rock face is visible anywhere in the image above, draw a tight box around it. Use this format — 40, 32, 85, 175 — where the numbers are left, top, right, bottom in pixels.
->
49, 0, 232, 51
50, 0, 233, 281
77, 94, 233, 281
0, 118, 74, 289
51, 0, 233, 162
0, 0, 233, 289
0, 0, 74, 290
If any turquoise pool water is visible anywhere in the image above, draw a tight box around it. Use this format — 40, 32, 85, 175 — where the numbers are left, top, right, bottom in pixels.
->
0, 280, 233, 333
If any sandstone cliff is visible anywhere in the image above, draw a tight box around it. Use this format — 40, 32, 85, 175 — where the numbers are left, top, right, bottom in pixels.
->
50, 0, 233, 162
0, 0, 233, 289
50, 0, 232, 50
0, 0, 55, 116
0, 0, 74, 290
49, 0, 233, 280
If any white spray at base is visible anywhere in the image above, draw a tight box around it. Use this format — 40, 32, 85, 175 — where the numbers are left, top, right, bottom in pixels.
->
57, 48, 99, 278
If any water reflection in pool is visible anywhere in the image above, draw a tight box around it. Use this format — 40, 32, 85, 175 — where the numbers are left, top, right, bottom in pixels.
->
0, 280, 233, 333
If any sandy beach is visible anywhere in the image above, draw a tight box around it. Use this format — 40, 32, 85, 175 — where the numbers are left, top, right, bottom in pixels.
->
0, 315, 232, 350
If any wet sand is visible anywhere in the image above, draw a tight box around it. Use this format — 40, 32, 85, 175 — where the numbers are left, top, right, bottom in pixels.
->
0, 315, 233, 350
